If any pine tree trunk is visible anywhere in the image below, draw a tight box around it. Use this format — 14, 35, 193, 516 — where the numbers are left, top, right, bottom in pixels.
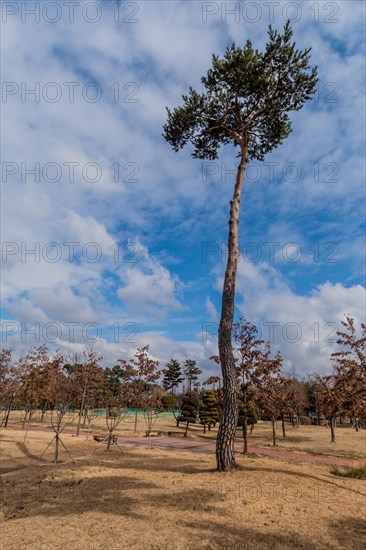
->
216, 148, 248, 472
184, 421, 189, 437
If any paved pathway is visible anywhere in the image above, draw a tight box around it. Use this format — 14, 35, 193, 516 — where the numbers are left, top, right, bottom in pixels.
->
117, 435, 365, 466
1, 424, 364, 475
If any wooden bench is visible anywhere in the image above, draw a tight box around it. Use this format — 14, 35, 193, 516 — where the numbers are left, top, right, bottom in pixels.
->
145, 430, 162, 437
167, 431, 186, 438
93, 435, 117, 444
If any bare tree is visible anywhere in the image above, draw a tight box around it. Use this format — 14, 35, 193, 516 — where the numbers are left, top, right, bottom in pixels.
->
38, 405, 76, 464
105, 406, 130, 452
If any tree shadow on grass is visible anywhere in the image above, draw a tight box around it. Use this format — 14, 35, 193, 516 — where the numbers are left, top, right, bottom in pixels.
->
2, 465, 364, 550
92, 452, 211, 475
1, 474, 158, 521
240, 464, 366, 498
330, 516, 366, 550
183, 519, 338, 550
15, 441, 40, 460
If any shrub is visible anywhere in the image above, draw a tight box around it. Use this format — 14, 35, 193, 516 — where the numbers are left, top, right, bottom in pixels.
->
237, 410, 258, 427
179, 393, 199, 429
161, 394, 177, 410
199, 390, 220, 432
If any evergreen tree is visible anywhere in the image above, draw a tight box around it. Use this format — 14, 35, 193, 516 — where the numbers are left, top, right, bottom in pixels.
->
199, 390, 220, 433
179, 392, 199, 436
183, 359, 202, 392
161, 394, 178, 410
103, 364, 125, 400
163, 22, 318, 471
162, 359, 184, 395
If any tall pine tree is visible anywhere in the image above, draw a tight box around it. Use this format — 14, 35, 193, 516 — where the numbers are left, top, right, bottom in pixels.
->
163, 22, 317, 470
162, 359, 184, 395
183, 359, 202, 392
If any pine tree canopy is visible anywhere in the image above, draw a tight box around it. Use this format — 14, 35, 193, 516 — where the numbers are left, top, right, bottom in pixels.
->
163, 21, 318, 161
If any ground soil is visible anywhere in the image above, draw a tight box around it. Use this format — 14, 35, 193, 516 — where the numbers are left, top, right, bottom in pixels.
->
1, 417, 365, 550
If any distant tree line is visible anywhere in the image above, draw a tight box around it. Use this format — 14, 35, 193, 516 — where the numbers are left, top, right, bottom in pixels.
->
0, 317, 364, 446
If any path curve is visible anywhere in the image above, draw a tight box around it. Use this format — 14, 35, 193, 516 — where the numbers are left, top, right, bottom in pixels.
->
1, 424, 364, 475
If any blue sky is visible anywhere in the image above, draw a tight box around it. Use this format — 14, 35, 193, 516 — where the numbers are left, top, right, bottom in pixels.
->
1, 0, 365, 380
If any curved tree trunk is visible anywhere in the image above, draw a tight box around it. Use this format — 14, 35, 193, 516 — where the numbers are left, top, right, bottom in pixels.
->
216, 147, 248, 471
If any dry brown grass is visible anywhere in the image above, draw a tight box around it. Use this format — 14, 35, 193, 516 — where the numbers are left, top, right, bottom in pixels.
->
0, 430, 97, 470
245, 421, 366, 460
7, 410, 366, 459
0, 427, 365, 550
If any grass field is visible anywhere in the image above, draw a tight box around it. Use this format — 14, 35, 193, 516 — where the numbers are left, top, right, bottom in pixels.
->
0, 427, 366, 550
5, 409, 366, 459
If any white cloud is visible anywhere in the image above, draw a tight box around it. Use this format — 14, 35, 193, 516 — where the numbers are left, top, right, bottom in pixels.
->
234, 261, 366, 376
1, 1, 364, 378
205, 296, 219, 322
117, 242, 184, 315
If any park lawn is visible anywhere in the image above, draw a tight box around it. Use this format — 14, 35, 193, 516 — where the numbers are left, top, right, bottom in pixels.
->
0, 429, 95, 462
244, 421, 366, 460
0, 434, 365, 550
6, 410, 366, 460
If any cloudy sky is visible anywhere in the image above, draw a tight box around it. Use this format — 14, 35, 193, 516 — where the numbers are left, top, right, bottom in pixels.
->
1, 0, 365, 380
